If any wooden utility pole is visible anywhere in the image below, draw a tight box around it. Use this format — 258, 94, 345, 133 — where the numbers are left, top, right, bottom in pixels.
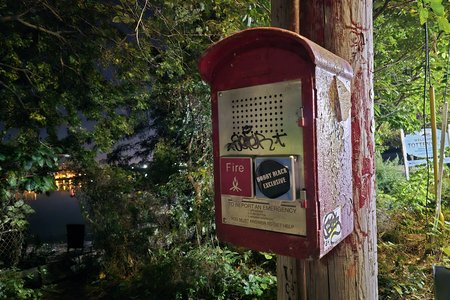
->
272, 1, 377, 299
271, 0, 300, 33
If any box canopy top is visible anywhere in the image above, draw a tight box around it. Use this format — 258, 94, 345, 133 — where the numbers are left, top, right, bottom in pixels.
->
198, 27, 353, 84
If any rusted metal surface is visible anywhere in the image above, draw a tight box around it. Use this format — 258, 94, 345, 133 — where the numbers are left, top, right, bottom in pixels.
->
314, 67, 353, 255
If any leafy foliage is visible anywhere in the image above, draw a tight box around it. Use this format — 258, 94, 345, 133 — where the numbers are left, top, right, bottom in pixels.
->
0, 268, 41, 300
374, 4, 450, 296
0, 0, 152, 197
73, 2, 276, 298
417, 0, 450, 32
78, 165, 276, 299
376, 155, 429, 211
77, 167, 156, 278
374, 0, 450, 147
107, 0, 270, 170
111, 247, 276, 300
0, 142, 59, 268
376, 157, 450, 299
1, 0, 275, 298
0, 0, 154, 258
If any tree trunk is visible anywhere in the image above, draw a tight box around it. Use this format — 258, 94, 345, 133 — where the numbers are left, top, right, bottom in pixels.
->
300, 1, 377, 299
272, 1, 378, 299
271, 0, 299, 33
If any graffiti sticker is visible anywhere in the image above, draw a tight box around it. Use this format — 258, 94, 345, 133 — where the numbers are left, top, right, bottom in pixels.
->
323, 207, 342, 251
225, 125, 287, 152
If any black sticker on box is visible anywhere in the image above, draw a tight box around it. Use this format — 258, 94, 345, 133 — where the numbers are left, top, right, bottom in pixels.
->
255, 160, 290, 198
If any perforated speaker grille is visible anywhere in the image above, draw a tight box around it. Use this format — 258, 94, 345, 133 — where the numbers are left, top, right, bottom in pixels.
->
218, 80, 303, 156
230, 93, 284, 136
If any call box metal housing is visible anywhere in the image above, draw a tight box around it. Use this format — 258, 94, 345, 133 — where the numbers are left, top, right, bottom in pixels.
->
198, 27, 354, 259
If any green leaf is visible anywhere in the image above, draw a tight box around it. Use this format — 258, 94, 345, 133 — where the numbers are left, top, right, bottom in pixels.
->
262, 252, 273, 260
24, 180, 34, 191
23, 160, 33, 171
7, 174, 17, 187
14, 200, 24, 208
43, 176, 56, 191
36, 156, 45, 167
430, 0, 445, 16
418, 7, 429, 25
1, 190, 11, 199
443, 247, 450, 257
437, 16, 450, 33
394, 285, 403, 295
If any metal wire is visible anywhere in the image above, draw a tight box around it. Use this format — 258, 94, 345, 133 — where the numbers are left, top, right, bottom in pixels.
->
423, 22, 431, 227
0, 223, 23, 267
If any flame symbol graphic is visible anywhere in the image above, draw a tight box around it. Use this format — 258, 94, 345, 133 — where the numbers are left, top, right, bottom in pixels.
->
230, 176, 242, 192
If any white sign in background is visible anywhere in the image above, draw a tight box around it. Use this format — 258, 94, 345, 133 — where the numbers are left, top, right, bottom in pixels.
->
403, 128, 450, 167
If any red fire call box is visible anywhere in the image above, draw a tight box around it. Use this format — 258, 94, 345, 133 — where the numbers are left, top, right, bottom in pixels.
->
198, 27, 354, 259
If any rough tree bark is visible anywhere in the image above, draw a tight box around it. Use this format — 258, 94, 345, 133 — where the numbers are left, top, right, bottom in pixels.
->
272, 1, 377, 299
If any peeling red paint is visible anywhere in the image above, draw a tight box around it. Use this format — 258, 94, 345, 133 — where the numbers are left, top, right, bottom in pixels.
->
346, 263, 357, 278
354, 204, 369, 237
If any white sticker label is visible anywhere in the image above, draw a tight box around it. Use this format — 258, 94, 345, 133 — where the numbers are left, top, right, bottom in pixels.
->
323, 206, 342, 251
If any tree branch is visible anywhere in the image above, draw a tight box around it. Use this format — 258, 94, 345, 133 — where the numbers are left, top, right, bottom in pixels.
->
17, 18, 67, 42
0, 62, 39, 91
374, 44, 423, 73
135, 0, 149, 48
41, 1, 64, 22
373, 0, 391, 21
0, 80, 26, 109
0, 9, 30, 23
0, 62, 29, 73
59, 57, 81, 76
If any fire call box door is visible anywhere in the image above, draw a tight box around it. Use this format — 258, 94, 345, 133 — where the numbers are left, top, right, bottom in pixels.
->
217, 80, 306, 237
